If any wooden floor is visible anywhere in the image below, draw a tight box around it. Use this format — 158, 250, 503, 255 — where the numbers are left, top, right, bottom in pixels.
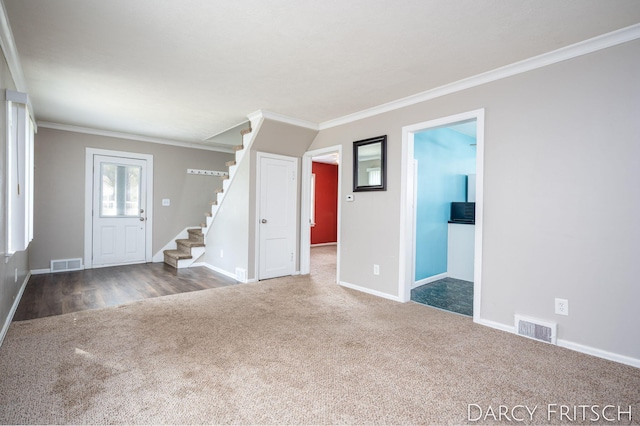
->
13, 263, 238, 321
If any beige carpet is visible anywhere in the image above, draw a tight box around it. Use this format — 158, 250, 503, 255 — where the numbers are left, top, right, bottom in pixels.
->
1, 248, 639, 424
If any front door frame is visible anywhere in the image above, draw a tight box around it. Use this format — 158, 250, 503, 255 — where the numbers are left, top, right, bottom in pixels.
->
399, 109, 484, 323
84, 148, 154, 269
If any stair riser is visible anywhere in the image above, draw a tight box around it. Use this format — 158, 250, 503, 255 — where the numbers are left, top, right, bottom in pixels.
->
187, 233, 204, 244
164, 254, 179, 268
176, 242, 191, 254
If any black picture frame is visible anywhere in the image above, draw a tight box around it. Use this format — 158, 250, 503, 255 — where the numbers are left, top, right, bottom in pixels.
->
353, 135, 387, 192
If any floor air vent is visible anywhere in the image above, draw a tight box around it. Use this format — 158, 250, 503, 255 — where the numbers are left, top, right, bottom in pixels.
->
50, 258, 83, 273
515, 315, 557, 344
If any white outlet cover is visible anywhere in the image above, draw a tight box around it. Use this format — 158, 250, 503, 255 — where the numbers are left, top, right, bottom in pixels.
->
162, 199, 170, 206
555, 298, 569, 316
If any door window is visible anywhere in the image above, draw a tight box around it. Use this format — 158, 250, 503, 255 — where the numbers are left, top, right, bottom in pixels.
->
100, 163, 141, 217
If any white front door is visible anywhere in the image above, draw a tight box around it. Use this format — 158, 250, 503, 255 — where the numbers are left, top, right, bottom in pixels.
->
258, 153, 297, 280
92, 155, 148, 267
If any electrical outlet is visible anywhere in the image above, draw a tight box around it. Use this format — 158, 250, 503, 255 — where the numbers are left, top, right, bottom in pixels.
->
14, 268, 17, 283
555, 298, 569, 316
373, 264, 380, 275
220, 249, 224, 258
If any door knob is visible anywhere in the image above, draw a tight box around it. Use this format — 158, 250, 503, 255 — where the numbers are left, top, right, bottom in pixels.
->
140, 217, 145, 221
261, 219, 267, 224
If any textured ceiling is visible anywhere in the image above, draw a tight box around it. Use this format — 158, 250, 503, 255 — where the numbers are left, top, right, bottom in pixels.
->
4, 0, 640, 149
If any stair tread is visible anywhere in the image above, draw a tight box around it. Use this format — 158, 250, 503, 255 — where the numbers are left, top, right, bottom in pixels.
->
176, 239, 205, 248
225, 160, 236, 167
233, 144, 244, 151
163, 250, 192, 260
187, 228, 203, 235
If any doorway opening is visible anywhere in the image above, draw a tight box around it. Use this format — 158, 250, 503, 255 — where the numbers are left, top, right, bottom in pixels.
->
84, 148, 154, 269
400, 109, 484, 322
411, 120, 477, 316
300, 145, 342, 283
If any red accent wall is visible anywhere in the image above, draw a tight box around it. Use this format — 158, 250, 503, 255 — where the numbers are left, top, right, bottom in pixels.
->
311, 162, 338, 245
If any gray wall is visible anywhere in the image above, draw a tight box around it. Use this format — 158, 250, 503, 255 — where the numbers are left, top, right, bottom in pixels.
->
0, 53, 29, 341
308, 40, 640, 359
30, 128, 233, 270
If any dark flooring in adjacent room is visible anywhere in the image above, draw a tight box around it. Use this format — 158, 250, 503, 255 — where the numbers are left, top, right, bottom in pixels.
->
411, 277, 473, 316
13, 263, 238, 321
13, 246, 337, 322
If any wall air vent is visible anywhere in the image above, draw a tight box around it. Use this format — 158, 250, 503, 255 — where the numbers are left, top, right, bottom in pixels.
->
50, 258, 83, 273
515, 315, 557, 344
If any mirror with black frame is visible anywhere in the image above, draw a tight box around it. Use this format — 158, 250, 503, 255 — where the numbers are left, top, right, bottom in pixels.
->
353, 135, 387, 192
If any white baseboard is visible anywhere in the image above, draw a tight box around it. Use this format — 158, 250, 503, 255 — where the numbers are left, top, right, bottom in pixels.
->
476, 318, 640, 368
557, 339, 640, 369
30, 268, 51, 275
0, 272, 31, 347
311, 242, 337, 247
475, 317, 516, 334
339, 281, 402, 302
191, 262, 243, 283
412, 272, 448, 289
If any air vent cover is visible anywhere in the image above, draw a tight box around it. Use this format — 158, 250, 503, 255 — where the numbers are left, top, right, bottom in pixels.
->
515, 315, 557, 344
50, 258, 83, 273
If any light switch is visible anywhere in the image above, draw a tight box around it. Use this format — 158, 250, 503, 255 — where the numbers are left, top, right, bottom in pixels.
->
162, 199, 170, 206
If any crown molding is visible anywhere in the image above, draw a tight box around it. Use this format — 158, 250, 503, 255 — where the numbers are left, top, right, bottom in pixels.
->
0, 1, 26, 92
319, 23, 640, 130
248, 109, 319, 131
37, 122, 235, 153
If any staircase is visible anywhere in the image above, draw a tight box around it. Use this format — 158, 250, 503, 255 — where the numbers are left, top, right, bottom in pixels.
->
162, 126, 252, 269
162, 228, 205, 268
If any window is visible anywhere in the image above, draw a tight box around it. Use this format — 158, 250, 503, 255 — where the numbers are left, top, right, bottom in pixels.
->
5, 90, 35, 255
100, 163, 141, 217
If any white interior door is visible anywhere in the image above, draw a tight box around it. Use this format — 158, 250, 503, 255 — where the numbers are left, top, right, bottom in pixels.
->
258, 153, 297, 280
92, 155, 147, 267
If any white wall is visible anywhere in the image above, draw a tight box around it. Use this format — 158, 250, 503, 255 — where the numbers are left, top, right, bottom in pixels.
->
308, 39, 640, 361
199, 150, 251, 279
198, 118, 317, 280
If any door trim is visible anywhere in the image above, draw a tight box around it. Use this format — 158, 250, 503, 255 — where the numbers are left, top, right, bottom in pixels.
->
84, 148, 154, 269
400, 108, 484, 323
300, 145, 342, 283
254, 151, 298, 280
